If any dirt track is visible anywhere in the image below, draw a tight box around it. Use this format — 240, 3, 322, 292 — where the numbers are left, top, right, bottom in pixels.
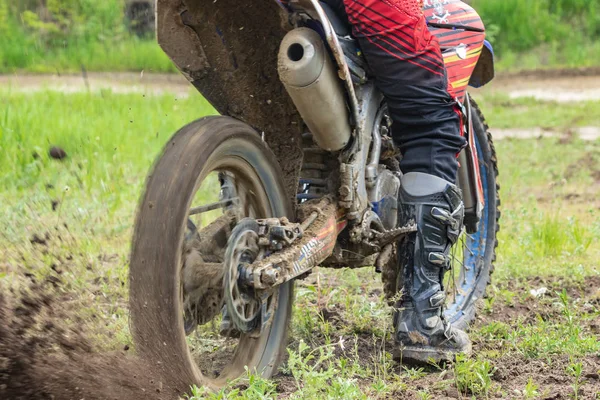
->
2, 69, 600, 102
0, 72, 191, 97
471, 68, 600, 103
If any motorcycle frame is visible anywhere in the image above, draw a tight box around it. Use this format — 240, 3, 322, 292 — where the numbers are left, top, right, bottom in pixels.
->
284, 0, 486, 230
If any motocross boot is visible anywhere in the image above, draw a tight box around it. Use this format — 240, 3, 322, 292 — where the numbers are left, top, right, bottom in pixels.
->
394, 172, 471, 364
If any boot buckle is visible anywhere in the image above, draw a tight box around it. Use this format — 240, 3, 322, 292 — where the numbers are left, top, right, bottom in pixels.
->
428, 252, 447, 266
431, 206, 463, 234
431, 207, 453, 225
429, 291, 445, 308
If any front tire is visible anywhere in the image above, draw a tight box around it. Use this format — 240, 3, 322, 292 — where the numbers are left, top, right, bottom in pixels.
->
443, 95, 500, 329
129, 117, 294, 392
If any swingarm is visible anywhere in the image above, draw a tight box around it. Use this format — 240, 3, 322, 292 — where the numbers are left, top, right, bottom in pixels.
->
232, 197, 416, 292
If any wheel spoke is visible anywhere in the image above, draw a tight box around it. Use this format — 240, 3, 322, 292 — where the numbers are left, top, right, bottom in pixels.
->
464, 235, 475, 257
189, 198, 240, 215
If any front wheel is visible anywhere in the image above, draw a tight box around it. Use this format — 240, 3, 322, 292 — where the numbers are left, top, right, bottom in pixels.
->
129, 117, 294, 392
443, 95, 500, 329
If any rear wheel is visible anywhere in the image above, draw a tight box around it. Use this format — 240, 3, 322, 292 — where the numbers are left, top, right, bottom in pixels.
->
129, 117, 293, 392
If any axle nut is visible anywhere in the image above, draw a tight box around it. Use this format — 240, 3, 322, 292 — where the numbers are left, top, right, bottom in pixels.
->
261, 269, 280, 285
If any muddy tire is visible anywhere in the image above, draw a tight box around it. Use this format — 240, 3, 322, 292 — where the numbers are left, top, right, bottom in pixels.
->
129, 117, 294, 393
443, 95, 500, 329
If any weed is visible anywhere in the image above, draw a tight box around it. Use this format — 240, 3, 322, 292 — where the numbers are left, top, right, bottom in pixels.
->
507, 291, 600, 359
402, 366, 427, 381
498, 289, 517, 307
454, 354, 495, 398
282, 340, 367, 399
558, 289, 577, 334
524, 377, 540, 399
567, 361, 584, 400
478, 321, 510, 341
482, 296, 495, 314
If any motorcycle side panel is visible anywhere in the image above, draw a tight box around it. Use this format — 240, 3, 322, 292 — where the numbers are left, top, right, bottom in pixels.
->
155, 0, 303, 203
423, 0, 488, 100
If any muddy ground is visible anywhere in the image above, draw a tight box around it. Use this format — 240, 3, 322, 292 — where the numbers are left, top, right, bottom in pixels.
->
4, 262, 597, 399
0, 274, 176, 399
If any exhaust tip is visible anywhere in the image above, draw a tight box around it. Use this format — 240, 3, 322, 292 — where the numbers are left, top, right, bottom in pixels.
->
287, 43, 304, 62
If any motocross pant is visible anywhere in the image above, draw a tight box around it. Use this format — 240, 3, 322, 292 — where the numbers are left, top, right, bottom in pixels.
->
323, 0, 466, 183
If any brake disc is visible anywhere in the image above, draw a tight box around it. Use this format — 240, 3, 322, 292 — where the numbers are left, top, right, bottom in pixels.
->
223, 218, 264, 333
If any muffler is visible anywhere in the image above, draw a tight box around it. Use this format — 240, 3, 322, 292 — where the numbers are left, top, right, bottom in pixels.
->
278, 28, 352, 152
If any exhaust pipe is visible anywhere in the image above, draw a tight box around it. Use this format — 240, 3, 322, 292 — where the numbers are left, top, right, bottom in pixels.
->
278, 28, 352, 152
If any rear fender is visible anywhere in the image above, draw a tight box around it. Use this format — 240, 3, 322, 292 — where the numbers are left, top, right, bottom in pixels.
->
155, 0, 304, 202
469, 40, 495, 88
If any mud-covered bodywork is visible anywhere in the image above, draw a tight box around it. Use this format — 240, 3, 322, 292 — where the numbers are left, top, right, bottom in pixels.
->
156, 0, 303, 200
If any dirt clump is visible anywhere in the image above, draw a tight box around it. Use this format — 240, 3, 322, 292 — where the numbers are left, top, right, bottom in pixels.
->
0, 279, 177, 400
48, 146, 67, 160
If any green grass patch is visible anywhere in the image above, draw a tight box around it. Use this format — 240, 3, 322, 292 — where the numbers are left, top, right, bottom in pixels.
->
0, 90, 213, 195
1, 35, 176, 74
476, 93, 600, 130
493, 136, 600, 280
471, 0, 600, 71
476, 290, 600, 360
0, 0, 174, 73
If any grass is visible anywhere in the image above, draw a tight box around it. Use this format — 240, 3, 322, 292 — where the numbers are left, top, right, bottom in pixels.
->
494, 42, 600, 72
1, 36, 176, 74
477, 94, 600, 130
0, 89, 214, 340
0, 1, 175, 74
471, 0, 600, 71
1, 88, 600, 398
0, 22, 175, 73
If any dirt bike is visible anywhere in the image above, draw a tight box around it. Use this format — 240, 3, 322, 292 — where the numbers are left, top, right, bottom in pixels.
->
129, 0, 499, 392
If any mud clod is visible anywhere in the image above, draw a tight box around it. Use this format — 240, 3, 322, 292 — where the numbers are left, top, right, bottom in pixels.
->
29, 233, 48, 246
48, 146, 67, 160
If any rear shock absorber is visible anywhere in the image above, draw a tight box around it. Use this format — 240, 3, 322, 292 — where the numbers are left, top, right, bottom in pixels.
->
298, 131, 330, 203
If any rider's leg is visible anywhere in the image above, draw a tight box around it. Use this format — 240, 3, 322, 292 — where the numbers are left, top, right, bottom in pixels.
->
331, 0, 470, 363
339, 0, 466, 182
